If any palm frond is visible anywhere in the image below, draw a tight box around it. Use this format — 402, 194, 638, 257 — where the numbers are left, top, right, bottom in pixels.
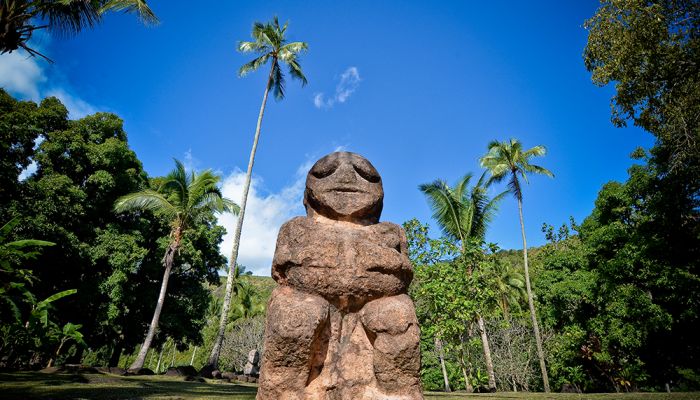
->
454, 174, 473, 201
100, 0, 159, 25
287, 58, 307, 86
239, 54, 271, 77
38, 0, 102, 36
419, 180, 466, 243
523, 145, 547, 158
271, 61, 285, 100
251, 22, 272, 46
280, 41, 308, 55
523, 163, 554, 178
238, 40, 268, 54
114, 190, 177, 218
162, 159, 189, 208
508, 174, 523, 202
5, 239, 55, 250
0, 218, 21, 240
187, 170, 221, 207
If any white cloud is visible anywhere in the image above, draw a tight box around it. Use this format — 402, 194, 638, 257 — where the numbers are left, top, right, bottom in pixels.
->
314, 66, 361, 109
0, 51, 46, 100
217, 160, 313, 276
0, 48, 97, 119
44, 88, 97, 119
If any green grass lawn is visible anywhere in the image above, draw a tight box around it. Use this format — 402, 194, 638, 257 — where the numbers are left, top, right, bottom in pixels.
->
0, 372, 697, 400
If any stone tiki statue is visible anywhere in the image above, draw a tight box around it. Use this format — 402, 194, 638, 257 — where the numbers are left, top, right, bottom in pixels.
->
257, 152, 423, 400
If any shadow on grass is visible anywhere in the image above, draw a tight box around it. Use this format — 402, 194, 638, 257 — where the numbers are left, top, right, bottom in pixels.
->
0, 372, 258, 400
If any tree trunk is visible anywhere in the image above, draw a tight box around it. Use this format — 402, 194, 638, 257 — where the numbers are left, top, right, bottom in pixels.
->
129, 239, 178, 371
208, 59, 276, 369
156, 346, 164, 373
109, 340, 124, 367
458, 332, 474, 393
477, 315, 496, 391
169, 342, 176, 367
517, 198, 550, 392
46, 338, 66, 368
435, 335, 451, 392
190, 346, 197, 366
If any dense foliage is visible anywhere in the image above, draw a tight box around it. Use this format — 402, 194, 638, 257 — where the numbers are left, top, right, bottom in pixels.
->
0, 89, 227, 369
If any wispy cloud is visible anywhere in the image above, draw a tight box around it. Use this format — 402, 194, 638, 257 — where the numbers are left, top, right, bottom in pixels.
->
314, 66, 361, 109
0, 51, 46, 100
217, 159, 313, 276
0, 46, 97, 119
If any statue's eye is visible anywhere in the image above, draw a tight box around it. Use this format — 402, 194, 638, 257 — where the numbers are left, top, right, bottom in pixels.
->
310, 164, 337, 179
353, 164, 380, 183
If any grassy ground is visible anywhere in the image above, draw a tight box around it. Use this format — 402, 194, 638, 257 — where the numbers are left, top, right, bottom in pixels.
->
0, 372, 698, 400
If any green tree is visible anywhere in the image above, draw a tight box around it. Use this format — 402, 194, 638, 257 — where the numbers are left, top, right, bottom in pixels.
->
114, 160, 238, 370
480, 138, 554, 392
0, 0, 158, 59
583, 0, 700, 173
15, 105, 152, 363
209, 16, 308, 370
419, 173, 504, 392
0, 89, 67, 221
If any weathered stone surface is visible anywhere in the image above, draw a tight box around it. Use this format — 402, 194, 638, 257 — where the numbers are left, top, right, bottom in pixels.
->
257, 152, 423, 400
221, 371, 237, 380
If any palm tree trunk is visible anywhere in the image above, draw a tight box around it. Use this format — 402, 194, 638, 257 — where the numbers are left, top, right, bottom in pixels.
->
190, 346, 197, 366
517, 198, 550, 392
458, 329, 474, 393
435, 335, 451, 392
477, 315, 497, 391
156, 346, 164, 373
129, 240, 178, 370
208, 59, 277, 369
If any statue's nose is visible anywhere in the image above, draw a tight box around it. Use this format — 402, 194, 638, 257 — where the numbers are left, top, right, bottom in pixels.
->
335, 164, 357, 184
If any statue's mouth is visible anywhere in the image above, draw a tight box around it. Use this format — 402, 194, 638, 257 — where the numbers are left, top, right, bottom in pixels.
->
330, 187, 364, 193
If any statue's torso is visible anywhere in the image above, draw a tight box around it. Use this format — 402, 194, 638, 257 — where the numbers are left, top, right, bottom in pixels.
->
272, 217, 412, 303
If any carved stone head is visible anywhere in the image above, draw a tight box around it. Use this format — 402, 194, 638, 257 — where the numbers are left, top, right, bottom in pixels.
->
304, 152, 383, 224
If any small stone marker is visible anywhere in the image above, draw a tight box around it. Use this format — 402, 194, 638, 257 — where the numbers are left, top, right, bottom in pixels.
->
244, 349, 260, 377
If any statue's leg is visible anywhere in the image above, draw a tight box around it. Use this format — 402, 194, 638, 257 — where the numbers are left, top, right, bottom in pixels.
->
257, 286, 330, 400
360, 294, 423, 399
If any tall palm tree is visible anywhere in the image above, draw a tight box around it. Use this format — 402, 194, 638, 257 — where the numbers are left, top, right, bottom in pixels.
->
114, 159, 238, 370
207, 16, 308, 370
0, 0, 158, 60
479, 138, 554, 392
419, 173, 505, 392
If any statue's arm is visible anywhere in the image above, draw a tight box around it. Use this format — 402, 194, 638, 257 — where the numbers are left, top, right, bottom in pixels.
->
271, 217, 306, 284
377, 221, 413, 271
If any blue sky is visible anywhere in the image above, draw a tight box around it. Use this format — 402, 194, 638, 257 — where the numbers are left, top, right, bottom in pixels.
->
0, 1, 653, 276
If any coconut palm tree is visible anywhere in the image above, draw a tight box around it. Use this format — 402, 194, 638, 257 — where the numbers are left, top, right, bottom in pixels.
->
479, 138, 554, 392
0, 0, 158, 60
419, 173, 505, 392
207, 16, 308, 370
114, 159, 238, 371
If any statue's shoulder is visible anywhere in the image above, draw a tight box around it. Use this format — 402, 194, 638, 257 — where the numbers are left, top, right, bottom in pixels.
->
279, 216, 312, 231
276, 216, 314, 242
372, 221, 406, 235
